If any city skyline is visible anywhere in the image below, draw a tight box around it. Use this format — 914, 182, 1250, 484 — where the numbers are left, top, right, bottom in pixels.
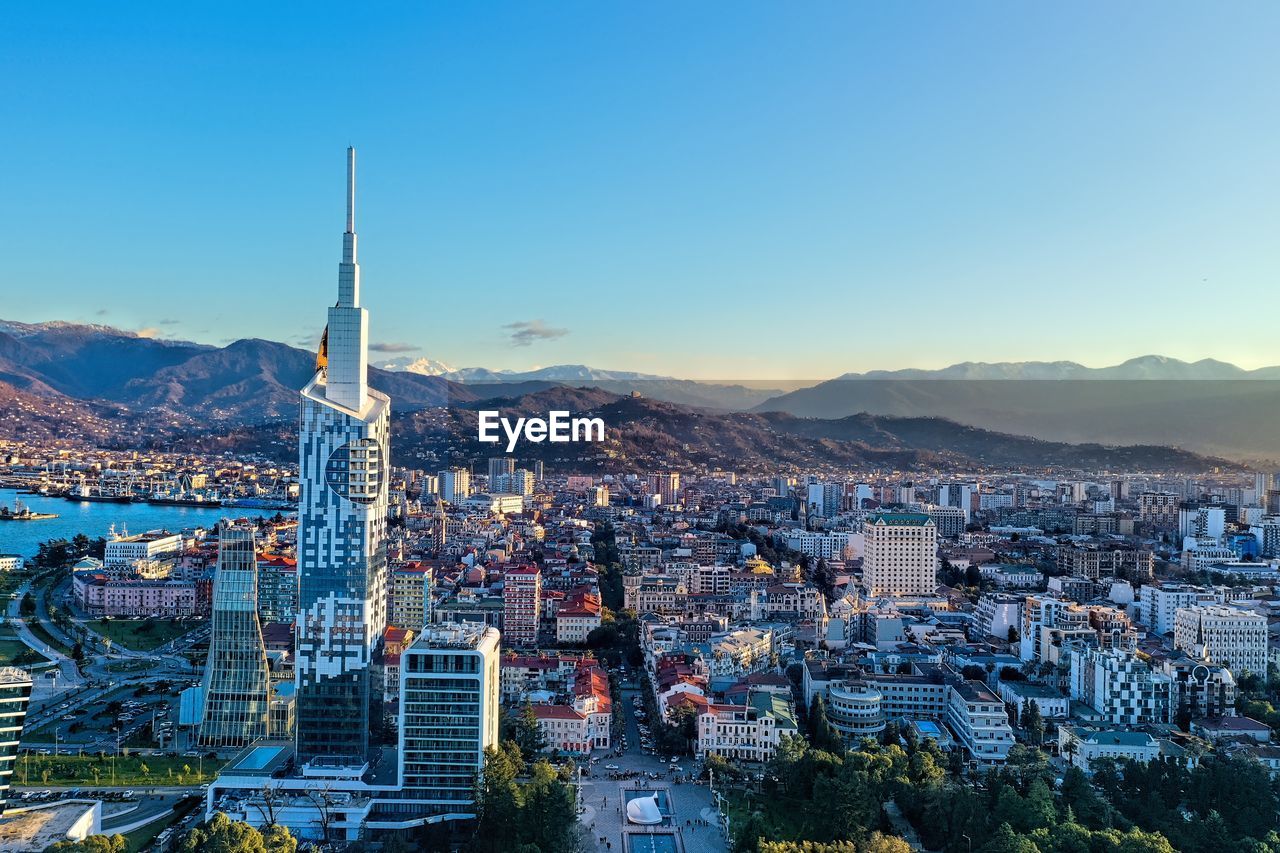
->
6, 3, 1280, 379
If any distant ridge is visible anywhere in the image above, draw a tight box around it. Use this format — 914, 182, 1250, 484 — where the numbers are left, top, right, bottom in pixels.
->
3, 318, 1278, 459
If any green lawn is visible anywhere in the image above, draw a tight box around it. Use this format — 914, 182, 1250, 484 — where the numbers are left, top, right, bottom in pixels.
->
23, 617, 72, 655
0, 624, 43, 667
85, 618, 199, 652
13, 753, 222, 788
106, 659, 155, 674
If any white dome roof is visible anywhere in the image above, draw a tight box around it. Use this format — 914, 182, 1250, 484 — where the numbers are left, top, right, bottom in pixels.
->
626, 794, 664, 825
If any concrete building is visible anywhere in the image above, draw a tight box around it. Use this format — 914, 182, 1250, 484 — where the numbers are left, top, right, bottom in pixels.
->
397, 623, 501, 811
256, 555, 298, 624
862, 512, 937, 596
388, 562, 433, 630
1058, 727, 1162, 774
695, 689, 798, 763
104, 531, 183, 567
975, 593, 1023, 641
1138, 583, 1216, 636
438, 468, 470, 504
947, 680, 1015, 765
502, 566, 541, 646
1069, 647, 1171, 725
1174, 604, 1269, 681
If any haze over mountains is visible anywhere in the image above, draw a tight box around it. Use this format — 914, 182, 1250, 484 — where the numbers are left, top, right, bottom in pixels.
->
1, 319, 1276, 462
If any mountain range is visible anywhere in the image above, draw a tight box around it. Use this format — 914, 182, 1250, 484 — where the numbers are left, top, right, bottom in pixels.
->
1, 319, 1275, 462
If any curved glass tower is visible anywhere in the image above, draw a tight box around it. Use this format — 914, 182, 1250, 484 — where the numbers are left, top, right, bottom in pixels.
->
199, 523, 271, 748
296, 148, 391, 766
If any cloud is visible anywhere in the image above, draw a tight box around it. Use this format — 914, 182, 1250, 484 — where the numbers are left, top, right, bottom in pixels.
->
157, 318, 181, 326
136, 327, 161, 339
369, 341, 420, 353
94, 309, 110, 316
504, 319, 569, 347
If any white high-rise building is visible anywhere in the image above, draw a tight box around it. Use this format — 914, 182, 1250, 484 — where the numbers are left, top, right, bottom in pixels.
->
1174, 604, 1268, 681
862, 512, 937, 596
438, 468, 470, 504
398, 622, 500, 811
1138, 583, 1216, 636
295, 148, 391, 765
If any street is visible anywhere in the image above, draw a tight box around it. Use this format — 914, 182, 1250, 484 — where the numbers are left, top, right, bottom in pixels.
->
576, 683, 727, 853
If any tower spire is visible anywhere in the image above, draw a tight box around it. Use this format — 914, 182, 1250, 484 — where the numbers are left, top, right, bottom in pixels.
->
346, 146, 356, 242
337, 147, 360, 307
325, 146, 368, 410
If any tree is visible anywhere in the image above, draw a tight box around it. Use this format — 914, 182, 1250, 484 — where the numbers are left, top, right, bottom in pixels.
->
809, 694, 843, 752
1007, 625, 1019, 644
978, 823, 1038, 853
1058, 766, 1109, 829
177, 813, 268, 853
1021, 699, 1043, 746
45, 836, 127, 853
473, 742, 525, 853
508, 702, 547, 759
262, 823, 298, 853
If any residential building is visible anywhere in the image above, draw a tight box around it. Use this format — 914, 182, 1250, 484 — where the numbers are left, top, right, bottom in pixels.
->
1174, 604, 1268, 681
503, 566, 541, 646
256, 554, 298, 624
1069, 647, 1171, 725
975, 593, 1023, 640
388, 562, 433, 630
555, 590, 602, 644
1138, 583, 1216, 636
695, 689, 798, 763
398, 622, 501, 812
438, 468, 470, 504
1058, 727, 1162, 774
947, 680, 1015, 765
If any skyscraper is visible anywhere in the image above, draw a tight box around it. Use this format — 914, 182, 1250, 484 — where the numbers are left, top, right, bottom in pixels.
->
199, 523, 271, 748
0, 667, 32, 814
296, 147, 391, 765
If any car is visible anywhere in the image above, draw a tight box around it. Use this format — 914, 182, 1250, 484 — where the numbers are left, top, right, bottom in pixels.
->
605, 764, 620, 770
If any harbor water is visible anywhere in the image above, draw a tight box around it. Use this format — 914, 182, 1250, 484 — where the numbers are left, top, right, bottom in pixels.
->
0, 488, 287, 559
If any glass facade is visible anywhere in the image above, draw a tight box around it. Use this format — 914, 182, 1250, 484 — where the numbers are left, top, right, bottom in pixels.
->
0, 667, 32, 814
199, 524, 271, 748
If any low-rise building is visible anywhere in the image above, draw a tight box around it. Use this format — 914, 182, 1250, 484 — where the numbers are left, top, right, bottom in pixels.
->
695, 689, 798, 763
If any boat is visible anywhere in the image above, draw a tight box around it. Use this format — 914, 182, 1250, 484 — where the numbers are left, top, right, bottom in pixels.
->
0, 499, 59, 521
63, 484, 133, 503
146, 494, 223, 508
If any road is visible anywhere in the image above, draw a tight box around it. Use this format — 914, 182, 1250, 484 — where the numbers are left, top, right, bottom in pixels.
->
577, 682, 726, 853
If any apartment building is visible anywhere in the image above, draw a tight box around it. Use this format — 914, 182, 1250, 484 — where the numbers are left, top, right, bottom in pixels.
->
1174, 604, 1268, 681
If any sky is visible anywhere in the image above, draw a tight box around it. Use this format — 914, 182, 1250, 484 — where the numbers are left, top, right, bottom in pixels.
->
3, 2, 1278, 380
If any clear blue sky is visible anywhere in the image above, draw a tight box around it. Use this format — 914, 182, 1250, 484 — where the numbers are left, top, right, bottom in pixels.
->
4, 2, 1277, 379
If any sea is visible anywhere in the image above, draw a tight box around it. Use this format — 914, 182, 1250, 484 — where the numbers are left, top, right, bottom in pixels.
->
0, 488, 287, 559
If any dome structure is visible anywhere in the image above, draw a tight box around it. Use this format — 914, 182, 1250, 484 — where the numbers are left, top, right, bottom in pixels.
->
625, 794, 664, 825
